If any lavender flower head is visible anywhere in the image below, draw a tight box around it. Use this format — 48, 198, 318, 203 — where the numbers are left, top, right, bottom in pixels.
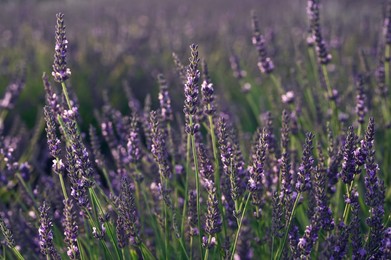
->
203, 179, 222, 243
52, 13, 71, 82
355, 117, 374, 166
63, 199, 79, 259
184, 44, 201, 135
252, 12, 274, 74
384, 1, 391, 46
296, 132, 314, 192
44, 106, 61, 159
39, 201, 60, 259
307, 0, 332, 64
248, 128, 267, 217
355, 74, 367, 125
127, 115, 143, 181
0, 215, 15, 248
188, 190, 199, 236
201, 59, 216, 117
339, 126, 358, 184
158, 74, 173, 122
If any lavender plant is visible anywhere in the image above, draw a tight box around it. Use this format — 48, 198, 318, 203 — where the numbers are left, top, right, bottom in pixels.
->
0, 1, 390, 259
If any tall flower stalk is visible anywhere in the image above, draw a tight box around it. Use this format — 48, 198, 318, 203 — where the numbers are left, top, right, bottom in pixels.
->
183, 44, 203, 257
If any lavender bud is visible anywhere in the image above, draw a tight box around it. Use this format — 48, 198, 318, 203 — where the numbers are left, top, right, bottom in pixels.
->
252, 12, 274, 74
157, 74, 173, 122
188, 190, 199, 236
52, 13, 71, 83
201, 59, 216, 117
339, 126, 358, 184
307, 0, 332, 64
355, 74, 367, 125
0, 214, 15, 248
63, 199, 79, 259
39, 201, 60, 259
204, 180, 222, 239
184, 44, 201, 135
296, 132, 314, 192
44, 106, 61, 158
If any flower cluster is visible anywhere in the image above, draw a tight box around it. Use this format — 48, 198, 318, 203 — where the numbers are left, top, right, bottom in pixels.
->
52, 13, 71, 82
307, 0, 332, 64
251, 12, 274, 74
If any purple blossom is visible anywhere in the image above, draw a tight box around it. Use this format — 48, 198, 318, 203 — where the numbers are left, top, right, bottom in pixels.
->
252, 12, 274, 74
296, 132, 314, 192
184, 44, 201, 135
39, 201, 60, 259
339, 126, 358, 184
52, 13, 71, 82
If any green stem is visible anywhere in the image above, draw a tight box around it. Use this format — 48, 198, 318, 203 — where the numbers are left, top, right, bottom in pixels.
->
275, 192, 301, 260
11, 247, 24, 260
190, 133, 203, 258
245, 94, 260, 125
230, 193, 251, 260
15, 173, 38, 210
321, 65, 339, 133
58, 173, 68, 200
181, 134, 191, 237
270, 73, 284, 96
342, 182, 354, 223
61, 81, 73, 111
164, 201, 168, 260
203, 235, 212, 260
190, 236, 193, 260
271, 236, 274, 260
89, 188, 121, 260
385, 45, 390, 92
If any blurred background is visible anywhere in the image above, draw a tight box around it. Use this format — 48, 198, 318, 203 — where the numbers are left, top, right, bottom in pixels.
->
0, 0, 385, 129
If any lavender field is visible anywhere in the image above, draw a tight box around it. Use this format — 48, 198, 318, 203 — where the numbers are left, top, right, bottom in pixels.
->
0, 0, 390, 259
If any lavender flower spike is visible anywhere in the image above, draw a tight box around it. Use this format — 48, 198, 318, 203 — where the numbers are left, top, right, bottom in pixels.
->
184, 44, 201, 135
52, 13, 71, 82
0, 215, 15, 248
296, 132, 315, 192
39, 201, 61, 260
251, 12, 274, 74
63, 199, 79, 259
158, 74, 173, 122
339, 126, 358, 184
203, 179, 222, 249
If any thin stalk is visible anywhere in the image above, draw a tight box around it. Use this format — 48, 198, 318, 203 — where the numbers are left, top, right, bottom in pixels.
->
164, 202, 168, 260
181, 134, 191, 236
190, 133, 203, 258
321, 65, 339, 133
11, 247, 24, 260
89, 188, 121, 260
203, 235, 212, 260
271, 236, 274, 260
101, 168, 114, 195
342, 182, 354, 223
140, 243, 156, 260
190, 236, 194, 260
270, 73, 284, 96
58, 173, 68, 200
207, 113, 227, 237
61, 81, 73, 111
275, 192, 301, 260
385, 45, 390, 91
178, 238, 190, 260
15, 173, 38, 210
245, 94, 260, 125
230, 193, 251, 260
